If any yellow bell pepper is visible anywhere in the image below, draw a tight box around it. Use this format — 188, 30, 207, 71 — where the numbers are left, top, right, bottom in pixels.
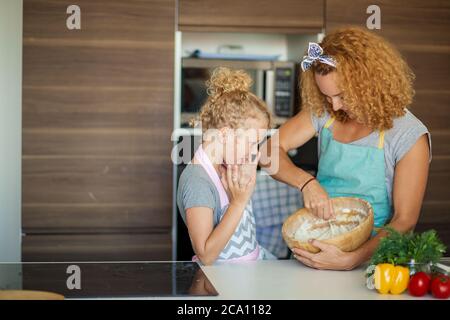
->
374, 263, 410, 295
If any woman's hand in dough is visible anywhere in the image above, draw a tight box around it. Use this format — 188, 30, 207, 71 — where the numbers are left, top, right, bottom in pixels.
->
302, 179, 335, 220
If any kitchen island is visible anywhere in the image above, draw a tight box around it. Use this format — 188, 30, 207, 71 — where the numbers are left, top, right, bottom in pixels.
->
0, 260, 439, 300
198, 259, 431, 300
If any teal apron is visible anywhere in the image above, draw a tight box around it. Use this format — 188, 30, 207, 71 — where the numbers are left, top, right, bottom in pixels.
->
316, 117, 391, 231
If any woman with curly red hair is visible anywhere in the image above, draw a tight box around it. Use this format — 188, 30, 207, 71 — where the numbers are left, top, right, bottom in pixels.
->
268, 26, 431, 270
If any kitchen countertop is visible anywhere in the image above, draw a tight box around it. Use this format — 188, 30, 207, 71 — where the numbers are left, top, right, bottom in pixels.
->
0, 260, 441, 300
198, 259, 432, 300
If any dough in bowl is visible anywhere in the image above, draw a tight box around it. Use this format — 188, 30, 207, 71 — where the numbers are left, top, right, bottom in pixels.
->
282, 197, 374, 253
294, 209, 366, 241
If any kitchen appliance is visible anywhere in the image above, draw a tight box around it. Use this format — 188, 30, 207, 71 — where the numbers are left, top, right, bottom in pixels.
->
0, 262, 218, 298
181, 58, 297, 127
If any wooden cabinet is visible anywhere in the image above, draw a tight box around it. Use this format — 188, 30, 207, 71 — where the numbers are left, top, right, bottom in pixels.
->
22, 0, 175, 261
179, 0, 324, 33
22, 234, 172, 262
326, 0, 450, 246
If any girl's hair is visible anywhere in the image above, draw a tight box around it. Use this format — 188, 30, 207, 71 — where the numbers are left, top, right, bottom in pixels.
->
301, 26, 415, 130
195, 67, 272, 130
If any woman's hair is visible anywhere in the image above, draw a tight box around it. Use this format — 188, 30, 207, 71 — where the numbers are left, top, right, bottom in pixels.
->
195, 67, 272, 130
301, 26, 415, 130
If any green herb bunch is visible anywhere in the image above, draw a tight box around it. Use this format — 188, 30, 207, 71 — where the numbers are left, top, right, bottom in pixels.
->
370, 227, 446, 266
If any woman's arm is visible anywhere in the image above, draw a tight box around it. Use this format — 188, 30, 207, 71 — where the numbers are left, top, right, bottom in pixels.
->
261, 109, 316, 185
293, 134, 431, 270
261, 109, 335, 219
350, 134, 431, 265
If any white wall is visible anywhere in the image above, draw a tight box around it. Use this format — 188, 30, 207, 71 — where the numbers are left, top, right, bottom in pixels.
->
0, 0, 22, 262
182, 32, 322, 61
182, 32, 289, 59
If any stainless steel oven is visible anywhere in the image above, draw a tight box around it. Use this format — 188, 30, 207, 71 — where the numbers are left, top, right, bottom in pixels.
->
181, 58, 297, 127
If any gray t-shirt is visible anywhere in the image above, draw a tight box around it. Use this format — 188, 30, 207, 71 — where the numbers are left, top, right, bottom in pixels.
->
177, 163, 261, 260
311, 109, 432, 205
177, 164, 222, 226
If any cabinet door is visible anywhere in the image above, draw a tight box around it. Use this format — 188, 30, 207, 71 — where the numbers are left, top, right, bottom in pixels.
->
22, 234, 172, 262
326, 0, 450, 247
22, 0, 175, 261
179, 0, 324, 33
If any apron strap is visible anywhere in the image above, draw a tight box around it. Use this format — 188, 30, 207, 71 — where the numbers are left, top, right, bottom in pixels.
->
324, 117, 335, 129
194, 145, 229, 209
378, 131, 385, 149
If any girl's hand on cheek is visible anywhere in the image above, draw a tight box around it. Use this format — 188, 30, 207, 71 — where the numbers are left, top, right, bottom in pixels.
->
226, 164, 255, 207
219, 164, 233, 201
220, 151, 260, 207
219, 164, 228, 190
239, 152, 259, 183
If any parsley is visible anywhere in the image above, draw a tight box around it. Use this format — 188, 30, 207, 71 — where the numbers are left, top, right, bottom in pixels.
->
370, 227, 447, 266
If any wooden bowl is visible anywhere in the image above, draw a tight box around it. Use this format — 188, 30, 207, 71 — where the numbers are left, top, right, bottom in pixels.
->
282, 197, 374, 253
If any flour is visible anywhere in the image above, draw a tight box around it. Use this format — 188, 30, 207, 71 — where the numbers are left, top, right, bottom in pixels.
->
293, 209, 366, 241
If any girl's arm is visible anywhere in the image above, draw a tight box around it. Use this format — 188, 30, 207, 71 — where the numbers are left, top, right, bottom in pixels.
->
261, 109, 335, 219
186, 165, 257, 265
186, 203, 247, 266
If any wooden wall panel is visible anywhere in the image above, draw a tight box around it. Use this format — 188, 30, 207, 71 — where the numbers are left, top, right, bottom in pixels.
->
425, 157, 450, 202
429, 131, 450, 156
22, 157, 171, 204
22, 0, 175, 261
404, 50, 450, 92
22, 233, 172, 262
411, 92, 450, 130
23, 44, 172, 88
22, 203, 172, 234
24, 0, 173, 42
23, 87, 172, 129
326, 0, 450, 46
326, 0, 450, 247
23, 130, 170, 156
179, 0, 324, 33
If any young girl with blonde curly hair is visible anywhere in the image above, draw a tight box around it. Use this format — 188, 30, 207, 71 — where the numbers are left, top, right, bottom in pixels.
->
177, 67, 276, 265
270, 26, 431, 270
